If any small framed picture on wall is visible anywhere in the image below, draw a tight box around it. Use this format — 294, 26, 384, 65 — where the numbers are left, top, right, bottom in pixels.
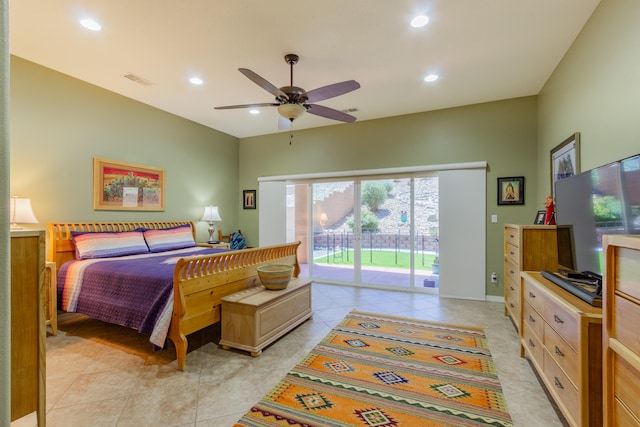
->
243, 189, 256, 209
497, 176, 525, 205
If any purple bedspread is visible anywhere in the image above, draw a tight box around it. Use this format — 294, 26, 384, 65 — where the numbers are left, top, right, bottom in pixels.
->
57, 247, 226, 335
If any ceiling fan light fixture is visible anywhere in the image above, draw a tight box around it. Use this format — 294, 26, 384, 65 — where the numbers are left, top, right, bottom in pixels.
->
277, 103, 306, 120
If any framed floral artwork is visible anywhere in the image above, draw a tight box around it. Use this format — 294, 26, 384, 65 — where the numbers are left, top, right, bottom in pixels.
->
93, 157, 165, 211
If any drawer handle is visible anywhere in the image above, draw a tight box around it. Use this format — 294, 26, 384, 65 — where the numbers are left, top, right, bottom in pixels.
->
528, 339, 535, 347
510, 251, 515, 255
528, 315, 536, 323
510, 286, 515, 291
529, 292, 536, 298
510, 303, 515, 308
553, 315, 564, 324
553, 377, 564, 390
510, 234, 515, 238
554, 346, 564, 357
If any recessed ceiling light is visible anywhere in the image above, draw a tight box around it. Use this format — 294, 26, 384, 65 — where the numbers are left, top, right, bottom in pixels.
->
424, 74, 439, 82
189, 77, 204, 85
80, 18, 102, 31
411, 15, 430, 28
249, 109, 260, 115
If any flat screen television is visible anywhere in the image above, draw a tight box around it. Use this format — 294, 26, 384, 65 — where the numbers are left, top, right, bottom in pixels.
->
550, 153, 640, 304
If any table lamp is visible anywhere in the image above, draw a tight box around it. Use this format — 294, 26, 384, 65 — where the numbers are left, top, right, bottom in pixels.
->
10, 196, 39, 230
200, 205, 221, 243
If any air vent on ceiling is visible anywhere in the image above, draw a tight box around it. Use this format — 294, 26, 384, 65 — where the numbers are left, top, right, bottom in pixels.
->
123, 73, 153, 86
342, 107, 359, 113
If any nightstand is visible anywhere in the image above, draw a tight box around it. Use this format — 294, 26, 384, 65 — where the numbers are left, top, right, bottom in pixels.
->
45, 261, 57, 335
197, 242, 230, 249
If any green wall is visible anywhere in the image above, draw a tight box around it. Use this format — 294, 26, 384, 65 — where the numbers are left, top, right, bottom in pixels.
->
9, 57, 240, 243
536, 0, 640, 201
239, 96, 540, 297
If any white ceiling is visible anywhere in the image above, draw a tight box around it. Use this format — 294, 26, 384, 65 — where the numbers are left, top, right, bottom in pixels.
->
9, 0, 601, 139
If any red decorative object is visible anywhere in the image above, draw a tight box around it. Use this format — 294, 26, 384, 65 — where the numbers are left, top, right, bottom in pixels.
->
544, 195, 556, 225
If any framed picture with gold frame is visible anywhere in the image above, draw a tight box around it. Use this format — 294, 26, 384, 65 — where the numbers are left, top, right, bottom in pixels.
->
93, 157, 165, 211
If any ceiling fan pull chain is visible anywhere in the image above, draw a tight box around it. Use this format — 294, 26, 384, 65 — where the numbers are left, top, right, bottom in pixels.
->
289, 129, 293, 145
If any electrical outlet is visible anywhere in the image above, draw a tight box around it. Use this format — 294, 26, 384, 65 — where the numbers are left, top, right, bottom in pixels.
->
491, 272, 498, 283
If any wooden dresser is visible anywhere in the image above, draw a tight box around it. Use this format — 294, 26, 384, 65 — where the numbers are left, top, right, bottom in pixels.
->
521, 272, 602, 427
503, 224, 558, 331
603, 235, 640, 426
10, 230, 46, 426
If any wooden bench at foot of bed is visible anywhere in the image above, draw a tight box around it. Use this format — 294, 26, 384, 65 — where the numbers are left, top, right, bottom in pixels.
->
48, 221, 302, 371
170, 241, 301, 370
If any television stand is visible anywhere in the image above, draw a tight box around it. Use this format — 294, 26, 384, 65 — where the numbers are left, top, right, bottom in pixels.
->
540, 269, 602, 307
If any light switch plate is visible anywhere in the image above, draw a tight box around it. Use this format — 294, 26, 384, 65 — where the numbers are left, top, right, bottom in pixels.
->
491, 214, 498, 223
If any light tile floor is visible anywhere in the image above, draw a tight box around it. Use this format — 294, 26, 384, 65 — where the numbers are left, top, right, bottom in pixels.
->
44, 283, 567, 426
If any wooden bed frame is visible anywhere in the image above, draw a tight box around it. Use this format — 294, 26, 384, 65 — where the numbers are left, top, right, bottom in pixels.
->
47, 221, 301, 371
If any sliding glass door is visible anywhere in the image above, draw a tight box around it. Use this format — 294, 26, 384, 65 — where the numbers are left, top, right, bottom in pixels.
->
309, 181, 356, 283
288, 174, 439, 290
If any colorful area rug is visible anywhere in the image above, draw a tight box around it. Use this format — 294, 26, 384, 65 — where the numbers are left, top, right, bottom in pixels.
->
234, 310, 513, 427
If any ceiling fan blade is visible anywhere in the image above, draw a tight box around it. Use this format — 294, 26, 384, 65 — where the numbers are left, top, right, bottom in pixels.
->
278, 116, 292, 130
306, 104, 357, 123
239, 68, 287, 99
304, 80, 360, 103
214, 102, 277, 110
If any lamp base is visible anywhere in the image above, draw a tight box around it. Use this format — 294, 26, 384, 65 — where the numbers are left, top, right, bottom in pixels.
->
207, 223, 217, 244
207, 240, 220, 244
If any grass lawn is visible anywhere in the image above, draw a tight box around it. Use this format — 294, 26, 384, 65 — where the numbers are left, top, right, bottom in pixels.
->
314, 249, 437, 268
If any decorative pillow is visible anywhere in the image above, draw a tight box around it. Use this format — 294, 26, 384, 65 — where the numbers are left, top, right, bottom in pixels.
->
72, 231, 150, 259
230, 230, 247, 250
143, 224, 196, 252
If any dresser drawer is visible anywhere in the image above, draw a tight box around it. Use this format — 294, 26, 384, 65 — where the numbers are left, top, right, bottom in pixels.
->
523, 280, 545, 316
614, 247, 640, 301
544, 351, 579, 425
505, 243, 520, 265
522, 322, 544, 365
614, 353, 640, 422
544, 323, 579, 388
523, 301, 544, 340
544, 297, 578, 351
614, 295, 640, 356
614, 398, 640, 427
506, 274, 520, 299
505, 227, 519, 247
506, 294, 520, 318
506, 265, 520, 293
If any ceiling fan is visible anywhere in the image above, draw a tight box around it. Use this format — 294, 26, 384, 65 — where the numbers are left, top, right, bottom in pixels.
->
215, 54, 360, 130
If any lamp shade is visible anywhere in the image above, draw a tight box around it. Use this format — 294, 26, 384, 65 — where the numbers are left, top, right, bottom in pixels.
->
200, 205, 221, 222
10, 196, 39, 229
277, 103, 306, 120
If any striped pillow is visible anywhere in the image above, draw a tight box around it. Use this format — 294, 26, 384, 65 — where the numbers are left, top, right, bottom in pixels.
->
143, 224, 195, 253
72, 231, 150, 259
